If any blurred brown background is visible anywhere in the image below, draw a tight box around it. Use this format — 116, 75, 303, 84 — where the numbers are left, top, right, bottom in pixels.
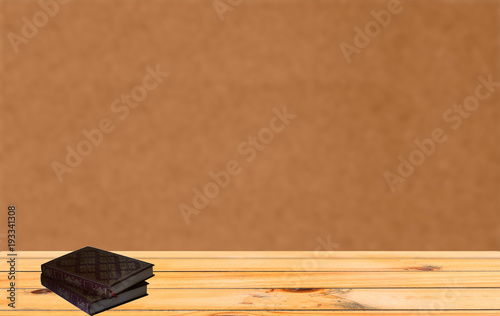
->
1, 0, 499, 251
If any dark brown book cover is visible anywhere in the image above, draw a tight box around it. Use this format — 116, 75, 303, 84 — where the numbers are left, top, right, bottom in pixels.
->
41, 246, 153, 298
41, 274, 148, 315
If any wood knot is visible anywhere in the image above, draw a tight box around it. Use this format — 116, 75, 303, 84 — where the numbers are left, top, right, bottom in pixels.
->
31, 289, 52, 294
281, 288, 321, 293
406, 265, 442, 271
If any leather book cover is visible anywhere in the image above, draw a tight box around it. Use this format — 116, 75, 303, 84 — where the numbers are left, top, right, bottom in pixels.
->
41, 246, 153, 298
41, 274, 148, 315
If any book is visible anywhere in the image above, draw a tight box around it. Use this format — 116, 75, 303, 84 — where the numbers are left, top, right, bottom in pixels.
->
41, 274, 148, 315
41, 246, 154, 298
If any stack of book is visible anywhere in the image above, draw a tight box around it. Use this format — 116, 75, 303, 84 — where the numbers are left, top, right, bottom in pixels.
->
41, 246, 154, 315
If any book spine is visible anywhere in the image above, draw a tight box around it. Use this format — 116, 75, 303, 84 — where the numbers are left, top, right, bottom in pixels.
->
41, 264, 110, 298
41, 274, 91, 315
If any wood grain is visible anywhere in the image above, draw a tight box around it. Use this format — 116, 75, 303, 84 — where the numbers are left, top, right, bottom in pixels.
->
1, 313, 500, 316
3, 251, 500, 259
3, 257, 500, 272
2, 288, 500, 310
2, 271, 500, 289
1, 251, 499, 315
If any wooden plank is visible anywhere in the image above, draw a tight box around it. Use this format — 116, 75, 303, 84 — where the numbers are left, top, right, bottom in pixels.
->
4, 271, 500, 288
4, 257, 500, 272
3, 252, 500, 314
2, 251, 500, 259
0, 312, 500, 316
3, 288, 500, 310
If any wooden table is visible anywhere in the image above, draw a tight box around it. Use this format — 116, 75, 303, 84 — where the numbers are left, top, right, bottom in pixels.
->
1, 251, 500, 315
